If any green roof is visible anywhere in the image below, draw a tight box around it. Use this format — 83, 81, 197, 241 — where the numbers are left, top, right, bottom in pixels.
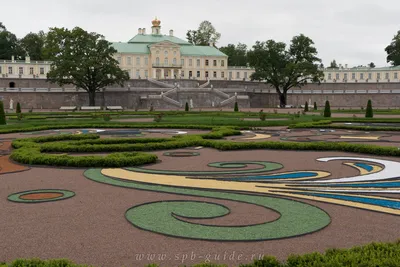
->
180, 45, 227, 57
111, 42, 149, 54
128, 34, 190, 45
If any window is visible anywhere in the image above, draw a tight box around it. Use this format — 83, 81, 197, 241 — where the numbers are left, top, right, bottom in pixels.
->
145, 70, 148, 78
213, 60, 217, 67
335, 73, 339, 80
127, 57, 132, 65
181, 59, 184, 66
136, 70, 140, 78
173, 51, 177, 56
368, 73, 372, 80
117, 57, 122, 64
236, 72, 240, 79
0, 66, 2, 74
244, 72, 248, 79
29, 67, 34, 75
221, 72, 225, 78
173, 58, 177, 65
156, 50, 159, 54
205, 59, 209, 66
164, 58, 168, 65
205, 71, 209, 78
40, 67, 44, 74
189, 71, 192, 77
197, 71, 200, 77
377, 73, 381, 80
395, 72, 398, 79
385, 72, 389, 79
164, 50, 168, 56
156, 57, 160, 65
221, 60, 225, 67
344, 73, 348, 80
189, 59, 193, 66
181, 71, 184, 77
213, 71, 217, 78
328, 73, 332, 80
360, 73, 364, 80
8, 67, 13, 74
351, 73, 355, 80
229, 72, 232, 79
197, 59, 200, 67
19, 67, 23, 75
145, 57, 148, 65
136, 57, 140, 66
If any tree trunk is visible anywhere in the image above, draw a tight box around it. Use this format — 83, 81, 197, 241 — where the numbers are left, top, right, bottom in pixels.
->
277, 91, 287, 108
88, 90, 96, 106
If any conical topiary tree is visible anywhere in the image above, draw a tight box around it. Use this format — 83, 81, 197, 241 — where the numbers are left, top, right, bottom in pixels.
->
314, 102, 317, 111
16, 102, 21, 114
365, 99, 373, 118
304, 102, 309, 112
0, 101, 6, 125
185, 102, 189, 112
323, 100, 331, 117
234, 102, 239, 112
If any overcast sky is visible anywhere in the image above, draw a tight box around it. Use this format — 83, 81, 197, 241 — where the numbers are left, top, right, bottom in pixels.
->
2, 0, 400, 67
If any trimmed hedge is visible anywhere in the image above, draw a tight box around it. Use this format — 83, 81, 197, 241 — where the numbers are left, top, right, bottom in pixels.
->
0, 101, 6, 125
11, 125, 400, 168
16, 102, 21, 114
366, 99, 373, 118
323, 100, 331, 117
2, 240, 400, 266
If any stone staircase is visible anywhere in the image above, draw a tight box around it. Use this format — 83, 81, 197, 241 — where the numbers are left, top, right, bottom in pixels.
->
219, 95, 249, 107
147, 78, 174, 88
198, 79, 210, 88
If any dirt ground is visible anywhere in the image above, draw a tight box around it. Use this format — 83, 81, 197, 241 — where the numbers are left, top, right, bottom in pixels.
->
1, 129, 399, 267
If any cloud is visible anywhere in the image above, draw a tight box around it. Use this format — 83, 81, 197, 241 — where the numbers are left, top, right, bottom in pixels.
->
1, 0, 399, 67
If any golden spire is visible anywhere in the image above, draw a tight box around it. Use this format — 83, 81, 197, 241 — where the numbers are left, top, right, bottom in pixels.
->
152, 17, 161, 27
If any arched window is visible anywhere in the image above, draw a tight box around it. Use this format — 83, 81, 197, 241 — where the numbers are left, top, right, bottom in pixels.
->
156, 57, 160, 65
173, 58, 177, 65
164, 58, 168, 65
9, 82, 15, 88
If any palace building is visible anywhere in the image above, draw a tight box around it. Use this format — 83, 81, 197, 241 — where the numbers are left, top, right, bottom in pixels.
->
0, 17, 399, 84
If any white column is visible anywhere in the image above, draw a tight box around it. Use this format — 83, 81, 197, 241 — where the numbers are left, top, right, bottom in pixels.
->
153, 69, 156, 78
161, 69, 164, 79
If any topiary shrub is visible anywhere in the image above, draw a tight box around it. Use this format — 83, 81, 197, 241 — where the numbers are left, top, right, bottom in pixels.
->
185, 102, 189, 112
0, 101, 6, 125
234, 102, 239, 112
304, 102, 309, 112
314, 102, 317, 111
16, 102, 21, 114
365, 99, 373, 118
323, 100, 331, 118
103, 114, 111, 121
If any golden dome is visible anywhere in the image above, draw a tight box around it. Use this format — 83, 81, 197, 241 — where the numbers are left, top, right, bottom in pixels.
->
152, 17, 161, 27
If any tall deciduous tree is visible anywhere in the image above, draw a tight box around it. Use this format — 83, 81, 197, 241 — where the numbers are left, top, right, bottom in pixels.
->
45, 27, 129, 106
186, 21, 221, 46
247, 34, 323, 107
20, 31, 46, 60
385, 30, 400, 66
0, 23, 24, 60
219, 43, 248, 66
328, 60, 338, 68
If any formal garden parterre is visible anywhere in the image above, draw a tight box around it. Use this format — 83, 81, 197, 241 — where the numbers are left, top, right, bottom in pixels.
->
0, 111, 400, 267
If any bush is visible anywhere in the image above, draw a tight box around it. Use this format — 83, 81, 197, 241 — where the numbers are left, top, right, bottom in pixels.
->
185, 102, 189, 112
313, 102, 317, 111
234, 102, 239, 112
153, 113, 163, 122
365, 99, 373, 118
0, 101, 6, 125
16, 102, 21, 114
304, 102, 309, 112
103, 114, 111, 121
259, 113, 267, 121
323, 100, 331, 117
